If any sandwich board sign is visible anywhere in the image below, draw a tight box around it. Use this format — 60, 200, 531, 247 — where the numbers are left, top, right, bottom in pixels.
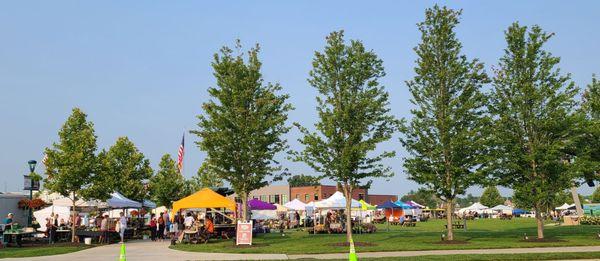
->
236, 220, 253, 245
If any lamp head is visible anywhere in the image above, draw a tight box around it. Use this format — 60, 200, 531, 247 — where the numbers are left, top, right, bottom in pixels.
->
28, 160, 37, 173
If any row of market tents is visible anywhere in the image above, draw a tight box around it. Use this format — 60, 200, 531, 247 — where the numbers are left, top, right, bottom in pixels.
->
34, 192, 158, 231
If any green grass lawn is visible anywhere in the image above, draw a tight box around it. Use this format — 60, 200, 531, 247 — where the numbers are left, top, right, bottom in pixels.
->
171, 218, 600, 254
0, 245, 91, 259
362, 252, 600, 261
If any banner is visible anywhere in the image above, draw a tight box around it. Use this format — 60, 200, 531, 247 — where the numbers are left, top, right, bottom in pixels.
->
236, 220, 253, 245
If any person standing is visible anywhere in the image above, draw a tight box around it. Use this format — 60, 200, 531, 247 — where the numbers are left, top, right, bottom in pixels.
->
118, 212, 127, 243
157, 213, 165, 242
162, 211, 169, 238
99, 215, 108, 244
149, 214, 157, 241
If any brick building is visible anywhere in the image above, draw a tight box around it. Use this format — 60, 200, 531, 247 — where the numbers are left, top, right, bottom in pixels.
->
230, 184, 397, 206
367, 194, 398, 206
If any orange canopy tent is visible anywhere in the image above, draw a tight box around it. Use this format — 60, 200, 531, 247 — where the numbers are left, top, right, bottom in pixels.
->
171, 188, 236, 218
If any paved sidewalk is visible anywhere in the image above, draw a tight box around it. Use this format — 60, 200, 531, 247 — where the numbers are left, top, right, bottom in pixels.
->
5, 240, 600, 260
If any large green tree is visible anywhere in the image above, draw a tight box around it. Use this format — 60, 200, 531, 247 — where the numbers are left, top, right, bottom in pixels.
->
400, 6, 489, 241
44, 108, 107, 242
487, 23, 580, 239
479, 187, 504, 207
192, 41, 292, 221
186, 160, 224, 191
287, 174, 321, 187
149, 154, 185, 208
400, 188, 439, 209
577, 76, 600, 187
103, 137, 153, 201
295, 31, 397, 242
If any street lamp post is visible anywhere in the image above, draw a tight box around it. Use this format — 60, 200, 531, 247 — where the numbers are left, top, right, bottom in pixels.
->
27, 160, 37, 226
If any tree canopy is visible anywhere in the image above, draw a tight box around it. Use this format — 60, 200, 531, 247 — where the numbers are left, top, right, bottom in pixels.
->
288, 174, 321, 187
149, 154, 185, 208
191, 41, 293, 220
400, 188, 439, 209
400, 5, 488, 240
43, 108, 104, 242
479, 187, 504, 207
103, 136, 153, 202
487, 23, 581, 239
295, 30, 397, 242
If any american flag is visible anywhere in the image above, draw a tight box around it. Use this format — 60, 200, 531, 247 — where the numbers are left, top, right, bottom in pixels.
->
177, 134, 185, 174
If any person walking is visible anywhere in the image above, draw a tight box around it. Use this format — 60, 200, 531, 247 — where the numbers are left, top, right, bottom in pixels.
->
149, 214, 157, 241
118, 212, 127, 243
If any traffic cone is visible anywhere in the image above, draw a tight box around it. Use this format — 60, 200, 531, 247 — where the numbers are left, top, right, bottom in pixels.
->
119, 243, 126, 261
348, 238, 357, 261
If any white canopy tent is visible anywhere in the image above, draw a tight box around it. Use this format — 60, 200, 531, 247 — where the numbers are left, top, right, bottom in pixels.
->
284, 199, 307, 211
33, 205, 71, 232
251, 210, 278, 220
107, 192, 142, 209
490, 204, 513, 215
556, 203, 574, 210
314, 192, 361, 209
457, 202, 489, 214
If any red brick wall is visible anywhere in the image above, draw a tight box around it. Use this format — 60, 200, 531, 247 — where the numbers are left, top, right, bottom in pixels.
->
290, 185, 368, 203
368, 194, 398, 206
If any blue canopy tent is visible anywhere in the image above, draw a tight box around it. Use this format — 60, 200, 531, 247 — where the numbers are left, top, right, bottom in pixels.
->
394, 200, 417, 209
377, 201, 403, 231
512, 208, 530, 216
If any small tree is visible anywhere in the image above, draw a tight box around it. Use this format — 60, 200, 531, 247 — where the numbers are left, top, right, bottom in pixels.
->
488, 23, 580, 239
149, 154, 185, 208
400, 188, 439, 209
44, 108, 107, 242
192, 161, 224, 189
104, 137, 153, 202
479, 187, 504, 207
295, 31, 397, 242
592, 187, 600, 203
288, 174, 321, 187
400, 6, 489, 241
192, 41, 292, 221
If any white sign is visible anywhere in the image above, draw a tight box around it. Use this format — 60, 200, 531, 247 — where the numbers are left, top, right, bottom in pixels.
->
236, 220, 253, 245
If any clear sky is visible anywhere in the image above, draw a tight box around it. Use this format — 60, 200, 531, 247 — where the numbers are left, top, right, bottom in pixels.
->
1, 1, 599, 197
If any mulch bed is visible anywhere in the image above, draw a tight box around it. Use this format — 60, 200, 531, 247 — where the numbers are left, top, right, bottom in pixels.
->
519, 238, 566, 243
329, 242, 377, 247
435, 240, 470, 245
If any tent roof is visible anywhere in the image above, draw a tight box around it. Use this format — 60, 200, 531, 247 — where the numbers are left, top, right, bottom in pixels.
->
142, 199, 156, 208
358, 200, 376, 210
107, 192, 142, 208
248, 199, 277, 210
172, 188, 236, 214
556, 203, 574, 210
284, 199, 307, 211
408, 201, 425, 209
394, 200, 417, 209
377, 201, 403, 209
274, 203, 288, 212
491, 204, 513, 211
314, 191, 361, 209
512, 208, 530, 215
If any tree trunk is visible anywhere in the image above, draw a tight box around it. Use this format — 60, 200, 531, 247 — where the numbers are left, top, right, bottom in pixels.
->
71, 199, 77, 243
534, 205, 544, 239
445, 199, 454, 241
241, 193, 248, 221
341, 184, 354, 243
570, 186, 584, 217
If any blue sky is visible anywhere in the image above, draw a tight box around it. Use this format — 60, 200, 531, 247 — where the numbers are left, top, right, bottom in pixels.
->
1, 1, 599, 197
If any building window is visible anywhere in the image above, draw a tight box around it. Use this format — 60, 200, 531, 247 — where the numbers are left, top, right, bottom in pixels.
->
295, 194, 300, 199
274, 194, 280, 204
358, 193, 364, 200
305, 194, 310, 202
314, 194, 319, 200
282, 194, 289, 204
260, 195, 267, 202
